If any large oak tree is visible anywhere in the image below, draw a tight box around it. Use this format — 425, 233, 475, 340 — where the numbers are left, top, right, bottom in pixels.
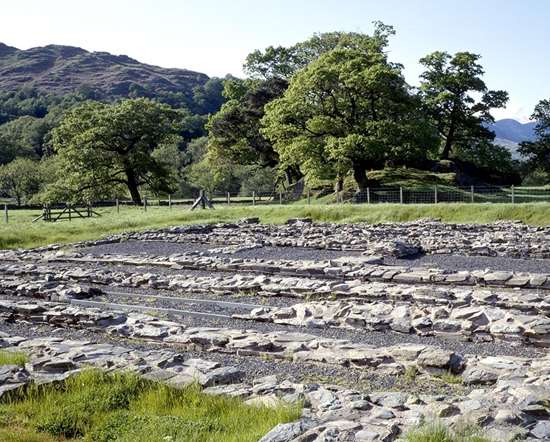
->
49, 98, 183, 204
261, 45, 438, 193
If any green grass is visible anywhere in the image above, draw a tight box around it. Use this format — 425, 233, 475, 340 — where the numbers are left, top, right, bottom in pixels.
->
0, 350, 28, 366
367, 168, 457, 188
3, 203, 550, 250
433, 371, 464, 385
402, 421, 492, 442
0, 369, 301, 442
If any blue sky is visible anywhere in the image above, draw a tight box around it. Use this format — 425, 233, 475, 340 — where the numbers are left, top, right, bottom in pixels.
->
3, 0, 549, 121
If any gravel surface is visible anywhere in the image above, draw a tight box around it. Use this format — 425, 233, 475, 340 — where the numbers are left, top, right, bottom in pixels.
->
388, 254, 550, 273
0, 321, 466, 395
99, 286, 296, 308
89, 291, 546, 359
82, 241, 550, 274
82, 241, 362, 262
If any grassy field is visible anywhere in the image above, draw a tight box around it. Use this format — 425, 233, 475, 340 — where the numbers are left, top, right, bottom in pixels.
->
0, 369, 300, 442
2, 203, 550, 250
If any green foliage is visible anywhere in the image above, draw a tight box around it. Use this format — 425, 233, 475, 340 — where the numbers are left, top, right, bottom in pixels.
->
419, 51, 508, 160
402, 421, 492, 442
433, 371, 464, 385
46, 98, 184, 204
367, 168, 456, 188
0, 350, 28, 366
238, 165, 276, 195
207, 77, 288, 169
454, 141, 518, 177
519, 99, 550, 180
0, 158, 43, 205
244, 22, 396, 81
0, 369, 301, 442
262, 41, 438, 190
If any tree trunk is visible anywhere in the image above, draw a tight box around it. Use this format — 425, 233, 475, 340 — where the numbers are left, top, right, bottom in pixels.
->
125, 169, 142, 205
335, 176, 344, 193
441, 107, 457, 160
441, 137, 453, 160
353, 163, 369, 192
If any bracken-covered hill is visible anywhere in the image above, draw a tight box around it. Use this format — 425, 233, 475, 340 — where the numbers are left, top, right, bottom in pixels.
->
0, 42, 210, 102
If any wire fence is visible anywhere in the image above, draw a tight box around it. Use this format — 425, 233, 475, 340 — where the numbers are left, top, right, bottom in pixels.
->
3, 186, 550, 223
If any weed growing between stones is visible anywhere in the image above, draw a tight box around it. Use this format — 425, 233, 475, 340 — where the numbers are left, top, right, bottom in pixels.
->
0, 369, 301, 442
0, 350, 28, 366
401, 420, 493, 442
433, 371, 464, 385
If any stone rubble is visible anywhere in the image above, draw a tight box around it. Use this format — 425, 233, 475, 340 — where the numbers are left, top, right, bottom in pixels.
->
237, 299, 550, 347
2, 219, 550, 440
1, 298, 549, 385
96, 219, 550, 258
6, 250, 550, 298
1, 329, 549, 441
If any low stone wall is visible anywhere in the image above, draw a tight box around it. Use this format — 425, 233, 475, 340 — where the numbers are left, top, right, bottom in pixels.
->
237, 300, 550, 347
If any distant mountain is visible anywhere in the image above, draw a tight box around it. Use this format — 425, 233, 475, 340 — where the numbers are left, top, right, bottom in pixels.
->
0, 42, 211, 109
490, 119, 537, 143
487, 119, 537, 160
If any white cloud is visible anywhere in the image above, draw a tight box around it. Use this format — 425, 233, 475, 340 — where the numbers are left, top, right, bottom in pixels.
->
492, 102, 532, 123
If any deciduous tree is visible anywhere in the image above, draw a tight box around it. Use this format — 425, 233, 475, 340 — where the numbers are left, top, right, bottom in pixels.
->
519, 99, 550, 179
419, 51, 508, 160
262, 45, 438, 193
0, 158, 42, 206
49, 98, 183, 204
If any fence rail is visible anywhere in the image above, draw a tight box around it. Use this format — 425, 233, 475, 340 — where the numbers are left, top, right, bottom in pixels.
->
3, 185, 550, 223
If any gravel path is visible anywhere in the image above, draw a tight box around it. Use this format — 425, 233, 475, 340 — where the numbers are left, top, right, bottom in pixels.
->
388, 254, 550, 273
82, 241, 550, 274
82, 241, 363, 261
89, 291, 545, 359
0, 321, 466, 395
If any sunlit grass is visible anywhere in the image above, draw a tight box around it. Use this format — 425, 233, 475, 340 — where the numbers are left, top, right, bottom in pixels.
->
0, 369, 301, 442
402, 420, 493, 442
2, 203, 550, 249
0, 350, 28, 366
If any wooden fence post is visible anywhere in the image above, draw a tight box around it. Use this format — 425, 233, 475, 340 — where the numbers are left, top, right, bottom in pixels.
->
227, 192, 230, 206
307, 189, 311, 205
367, 188, 370, 204
471, 185, 475, 203
511, 185, 515, 204
144, 197, 148, 212
434, 186, 438, 204
3, 204, 7, 224
399, 187, 404, 204
252, 191, 256, 206
279, 192, 282, 205
168, 194, 172, 209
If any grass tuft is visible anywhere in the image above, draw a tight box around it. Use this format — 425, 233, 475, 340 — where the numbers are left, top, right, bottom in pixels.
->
0, 369, 301, 442
433, 371, 464, 385
402, 421, 493, 442
0, 350, 28, 366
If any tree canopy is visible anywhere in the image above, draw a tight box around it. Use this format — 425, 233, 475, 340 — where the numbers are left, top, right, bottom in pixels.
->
47, 98, 184, 204
0, 157, 42, 206
262, 43, 438, 192
419, 51, 508, 160
519, 99, 550, 177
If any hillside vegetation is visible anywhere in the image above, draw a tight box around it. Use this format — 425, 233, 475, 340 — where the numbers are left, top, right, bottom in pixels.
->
0, 43, 212, 111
